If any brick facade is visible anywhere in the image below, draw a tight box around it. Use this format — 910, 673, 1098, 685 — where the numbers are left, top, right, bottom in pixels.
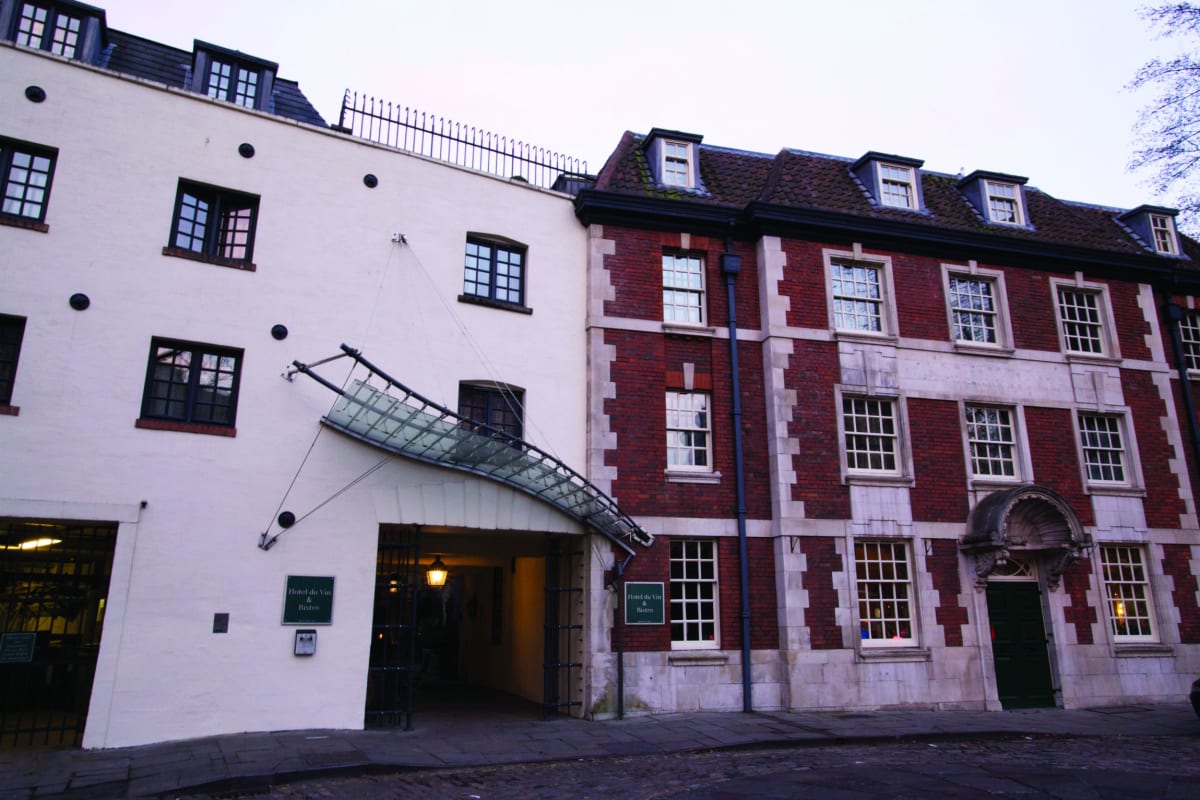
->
909, 398, 970, 522
1122, 368, 1186, 528
799, 537, 843, 650
1024, 406, 1095, 526
1061, 558, 1098, 645
1162, 544, 1200, 645
927, 539, 968, 647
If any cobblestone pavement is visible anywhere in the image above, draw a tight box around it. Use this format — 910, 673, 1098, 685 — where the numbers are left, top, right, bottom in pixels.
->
184, 734, 1200, 799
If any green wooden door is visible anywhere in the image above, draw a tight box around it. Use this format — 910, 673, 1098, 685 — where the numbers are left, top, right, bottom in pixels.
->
986, 582, 1055, 709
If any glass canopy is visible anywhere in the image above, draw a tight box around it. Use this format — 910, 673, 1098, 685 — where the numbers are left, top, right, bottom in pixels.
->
289, 345, 651, 554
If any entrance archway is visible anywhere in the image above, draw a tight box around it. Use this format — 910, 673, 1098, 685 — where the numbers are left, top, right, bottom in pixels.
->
962, 486, 1091, 589
961, 486, 1091, 709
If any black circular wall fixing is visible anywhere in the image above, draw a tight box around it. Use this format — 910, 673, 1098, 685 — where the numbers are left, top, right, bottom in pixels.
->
363, 173, 378, 188
238, 142, 256, 158
25, 85, 46, 103
277, 511, 296, 528
69, 293, 90, 311
270, 324, 288, 340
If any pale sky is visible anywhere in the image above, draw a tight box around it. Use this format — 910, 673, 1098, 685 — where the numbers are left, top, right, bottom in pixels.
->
95, 0, 1181, 212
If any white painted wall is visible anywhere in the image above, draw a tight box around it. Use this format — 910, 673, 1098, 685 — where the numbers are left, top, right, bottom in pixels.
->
1, 45, 588, 747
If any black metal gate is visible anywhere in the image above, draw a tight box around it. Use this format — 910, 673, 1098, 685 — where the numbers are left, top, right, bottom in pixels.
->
365, 525, 420, 730
543, 535, 583, 718
0, 520, 117, 748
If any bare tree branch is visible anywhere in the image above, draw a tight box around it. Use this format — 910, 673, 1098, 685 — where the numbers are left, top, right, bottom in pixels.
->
1130, 3, 1200, 233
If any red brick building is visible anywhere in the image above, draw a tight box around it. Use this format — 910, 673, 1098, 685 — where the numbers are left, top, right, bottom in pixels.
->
576, 128, 1200, 712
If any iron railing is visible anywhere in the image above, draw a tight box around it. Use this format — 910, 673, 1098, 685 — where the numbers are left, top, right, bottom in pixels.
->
337, 91, 590, 192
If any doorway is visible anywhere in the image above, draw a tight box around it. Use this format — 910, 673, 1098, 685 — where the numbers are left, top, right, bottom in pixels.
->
365, 527, 585, 728
986, 581, 1055, 708
0, 520, 117, 748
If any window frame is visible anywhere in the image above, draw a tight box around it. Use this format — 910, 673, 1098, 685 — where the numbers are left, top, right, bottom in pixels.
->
163, 179, 260, 270
662, 252, 706, 326
983, 179, 1025, 225
838, 390, 912, 484
1076, 411, 1140, 491
941, 263, 1013, 353
457, 382, 524, 440
0, 136, 57, 228
669, 538, 719, 650
1051, 277, 1120, 361
460, 234, 529, 311
1098, 545, 1159, 643
824, 249, 898, 340
661, 140, 694, 188
878, 163, 916, 210
963, 403, 1027, 484
0, 314, 27, 413
204, 57, 262, 109
12, 2, 83, 58
665, 390, 713, 474
137, 338, 243, 435
1178, 309, 1200, 374
1149, 214, 1179, 255
853, 539, 918, 648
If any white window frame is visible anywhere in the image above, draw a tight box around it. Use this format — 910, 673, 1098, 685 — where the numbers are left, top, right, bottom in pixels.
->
854, 539, 917, 648
666, 390, 712, 473
824, 248, 898, 339
1098, 545, 1159, 643
837, 390, 911, 483
662, 252, 706, 325
661, 140, 694, 188
941, 263, 1013, 352
670, 538, 719, 650
1150, 214, 1179, 255
983, 179, 1025, 225
963, 403, 1027, 484
878, 163, 916, 209
1080, 412, 1142, 494
1179, 310, 1200, 373
1051, 277, 1120, 361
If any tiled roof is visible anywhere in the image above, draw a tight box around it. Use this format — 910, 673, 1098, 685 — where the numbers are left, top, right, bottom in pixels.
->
102, 29, 326, 127
592, 132, 1194, 265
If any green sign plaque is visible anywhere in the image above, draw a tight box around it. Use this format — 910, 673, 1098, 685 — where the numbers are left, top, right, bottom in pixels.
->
0, 632, 36, 663
282, 576, 335, 625
624, 581, 665, 625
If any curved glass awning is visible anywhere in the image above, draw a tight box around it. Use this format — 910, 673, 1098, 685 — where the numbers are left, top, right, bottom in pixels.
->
287, 345, 651, 555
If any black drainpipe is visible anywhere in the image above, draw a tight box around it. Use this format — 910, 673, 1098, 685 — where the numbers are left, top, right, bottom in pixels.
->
1166, 302, 1200, 479
721, 230, 753, 713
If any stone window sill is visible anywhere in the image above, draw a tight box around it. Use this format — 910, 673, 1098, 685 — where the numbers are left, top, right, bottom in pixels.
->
857, 646, 930, 663
1113, 643, 1173, 658
136, 418, 236, 437
665, 469, 722, 484
0, 216, 48, 233
662, 322, 716, 337
668, 652, 727, 667
162, 246, 256, 272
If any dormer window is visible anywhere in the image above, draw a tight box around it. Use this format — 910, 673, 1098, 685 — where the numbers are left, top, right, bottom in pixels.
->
642, 128, 704, 192
850, 152, 924, 212
6, 0, 104, 63
984, 180, 1024, 225
957, 170, 1030, 228
879, 164, 915, 208
190, 41, 277, 112
14, 2, 81, 57
1117, 205, 1181, 257
206, 59, 259, 107
1151, 214, 1178, 255
663, 141, 692, 187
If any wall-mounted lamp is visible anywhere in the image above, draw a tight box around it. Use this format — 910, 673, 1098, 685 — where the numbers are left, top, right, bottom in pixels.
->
426, 556, 448, 588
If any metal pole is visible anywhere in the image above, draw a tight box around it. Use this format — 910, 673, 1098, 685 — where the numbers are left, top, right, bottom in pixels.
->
721, 241, 753, 713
